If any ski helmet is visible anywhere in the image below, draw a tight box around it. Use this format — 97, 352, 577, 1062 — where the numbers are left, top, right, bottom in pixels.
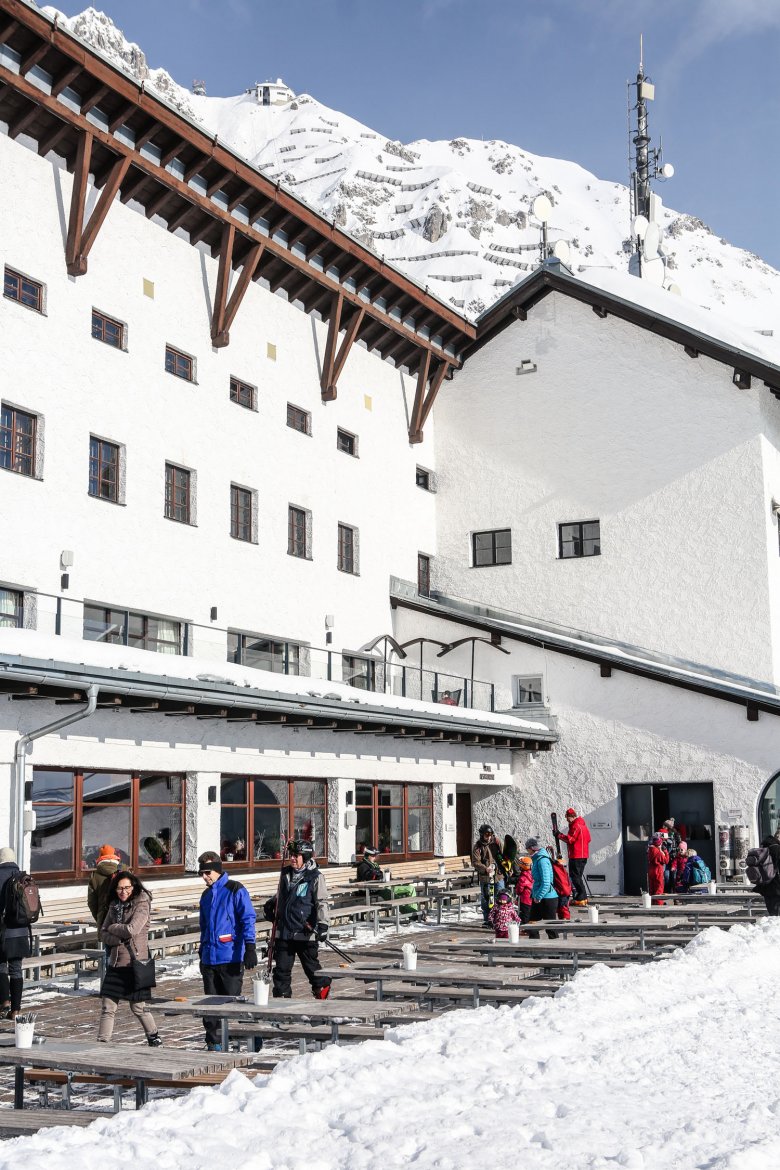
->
289, 840, 315, 860
478, 824, 493, 835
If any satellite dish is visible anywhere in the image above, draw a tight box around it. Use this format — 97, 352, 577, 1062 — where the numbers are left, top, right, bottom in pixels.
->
552, 240, 570, 264
642, 255, 665, 287
659, 162, 675, 179
532, 194, 552, 223
666, 282, 682, 296
643, 221, 661, 260
632, 214, 649, 240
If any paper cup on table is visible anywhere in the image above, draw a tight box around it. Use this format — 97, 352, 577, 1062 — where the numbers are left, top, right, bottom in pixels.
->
438, 862, 446, 876
401, 943, 417, 971
252, 978, 270, 1005
383, 870, 391, 881
708, 880, 717, 895
641, 892, 652, 908
14, 1021, 34, 1049
507, 923, 520, 944
588, 906, 599, 924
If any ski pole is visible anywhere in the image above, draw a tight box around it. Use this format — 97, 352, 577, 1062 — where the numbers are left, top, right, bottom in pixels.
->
324, 937, 355, 965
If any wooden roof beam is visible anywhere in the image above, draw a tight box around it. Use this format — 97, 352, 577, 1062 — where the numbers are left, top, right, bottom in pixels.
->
227, 184, 254, 213
66, 132, 132, 275
189, 217, 218, 247
0, 17, 18, 43
7, 100, 38, 139
210, 221, 235, 347
118, 168, 149, 205
409, 357, 451, 444
214, 240, 265, 345
322, 302, 365, 401
183, 155, 206, 183
79, 82, 109, 117
144, 185, 177, 220
284, 270, 314, 304
166, 201, 196, 233
37, 118, 68, 157
19, 40, 49, 75
50, 60, 81, 97
108, 100, 136, 133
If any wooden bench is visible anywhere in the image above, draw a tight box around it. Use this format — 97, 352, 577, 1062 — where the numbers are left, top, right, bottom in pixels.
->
24, 1063, 275, 1111
377, 981, 557, 1008
0, 1106, 104, 1136
22, 950, 105, 989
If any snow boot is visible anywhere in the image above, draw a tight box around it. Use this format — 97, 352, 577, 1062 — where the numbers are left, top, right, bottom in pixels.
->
147, 1032, 163, 1047
313, 984, 331, 1000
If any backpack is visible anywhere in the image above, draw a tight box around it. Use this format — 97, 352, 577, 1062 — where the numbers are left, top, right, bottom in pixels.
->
745, 847, 777, 886
551, 857, 572, 897
3, 871, 43, 928
688, 856, 711, 885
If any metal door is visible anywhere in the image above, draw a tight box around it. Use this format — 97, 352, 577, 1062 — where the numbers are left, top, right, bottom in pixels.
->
620, 784, 654, 895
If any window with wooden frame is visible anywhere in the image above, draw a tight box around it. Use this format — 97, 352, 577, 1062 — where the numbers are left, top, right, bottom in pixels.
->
336, 428, 357, 456
88, 436, 120, 502
472, 528, 512, 567
558, 520, 601, 559
165, 463, 192, 524
355, 782, 433, 859
288, 505, 309, 558
286, 403, 311, 434
164, 345, 195, 381
0, 586, 23, 628
230, 376, 256, 411
91, 309, 125, 349
230, 484, 254, 542
219, 777, 327, 869
83, 603, 183, 655
337, 523, 358, 574
3, 266, 43, 312
417, 553, 431, 597
0, 403, 37, 477
29, 768, 185, 880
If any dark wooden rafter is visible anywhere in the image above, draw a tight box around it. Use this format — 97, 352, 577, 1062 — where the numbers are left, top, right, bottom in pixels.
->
18, 40, 48, 74
79, 82, 109, 117
319, 290, 344, 399
65, 131, 132, 275
210, 221, 235, 346
321, 298, 366, 401
7, 99, 37, 139
50, 61, 80, 97
212, 239, 265, 346
166, 201, 197, 234
118, 169, 149, 206
37, 118, 67, 157
409, 356, 451, 444
108, 100, 135, 133
0, 16, 17, 42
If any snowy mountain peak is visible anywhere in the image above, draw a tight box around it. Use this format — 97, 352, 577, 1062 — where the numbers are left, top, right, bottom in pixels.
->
40, 7, 780, 336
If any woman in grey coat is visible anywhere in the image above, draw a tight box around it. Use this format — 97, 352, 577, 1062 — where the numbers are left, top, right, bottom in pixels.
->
98, 870, 161, 1045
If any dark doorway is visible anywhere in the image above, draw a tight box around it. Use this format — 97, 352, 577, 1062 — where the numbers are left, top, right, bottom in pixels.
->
620, 782, 715, 894
456, 792, 472, 857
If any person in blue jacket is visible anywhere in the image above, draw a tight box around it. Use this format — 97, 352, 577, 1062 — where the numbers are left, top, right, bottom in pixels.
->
197, 850, 257, 1050
525, 838, 559, 940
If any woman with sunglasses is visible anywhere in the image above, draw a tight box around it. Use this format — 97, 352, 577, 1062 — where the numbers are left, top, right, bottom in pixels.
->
97, 870, 162, 1046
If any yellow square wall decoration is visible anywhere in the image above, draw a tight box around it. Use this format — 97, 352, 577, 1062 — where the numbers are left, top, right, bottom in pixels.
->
267, 342, 277, 361
143, 279, 155, 298
364, 394, 373, 411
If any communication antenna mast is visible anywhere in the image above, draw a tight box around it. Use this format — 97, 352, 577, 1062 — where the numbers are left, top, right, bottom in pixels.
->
627, 36, 674, 283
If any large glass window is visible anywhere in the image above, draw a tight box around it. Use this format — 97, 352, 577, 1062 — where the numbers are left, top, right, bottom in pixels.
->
559, 520, 601, 559
1, 404, 36, 477
759, 771, 780, 841
472, 528, 511, 567
342, 654, 376, 691
219, 777, 327, 868
83, 603, 183, 655
228, 631, 301, 675
30, 769, 184, 878
356, 782, 434, 859
0, 587, 23, 628
89, 436, 119, 502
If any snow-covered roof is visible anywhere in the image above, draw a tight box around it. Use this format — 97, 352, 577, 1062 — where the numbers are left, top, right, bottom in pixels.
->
0, 628, 554, 747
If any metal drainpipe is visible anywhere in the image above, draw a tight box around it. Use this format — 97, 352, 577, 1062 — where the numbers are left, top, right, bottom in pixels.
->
13, 684, 99, 865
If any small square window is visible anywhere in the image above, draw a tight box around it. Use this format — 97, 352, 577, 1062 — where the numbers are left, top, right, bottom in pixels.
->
1, 403, 37, 477
4, 267, 43, 313
337, 523, 358, 574
514, 675, 544, 706
89, 436, 120, 502
416, 466, 432, 490
231, 484, 255, 542
559, 520, 601, 559
336, 428, 357, 456
472, 528, 512, 567
230, 376, 256, 410
92, 309, 125, 349
165, 345, 194, 381
165, 463, 192, 524
287, 404, 311, 434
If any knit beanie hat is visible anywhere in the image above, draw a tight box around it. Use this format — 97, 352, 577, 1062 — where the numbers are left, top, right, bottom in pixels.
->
565, 808, 577, 817
524, 837, 539, 851
198, 851, 224, 873
97, 844, 120, 863
0, 847, 15, 864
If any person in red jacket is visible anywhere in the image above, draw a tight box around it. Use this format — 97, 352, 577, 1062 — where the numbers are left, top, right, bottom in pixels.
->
515, 856, 533, 926
555, 807, 592, 906
647, 834, 669, 905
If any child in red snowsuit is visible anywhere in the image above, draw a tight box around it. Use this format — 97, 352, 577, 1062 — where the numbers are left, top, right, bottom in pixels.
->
488, 889, 522, 938
552, 855, 573, 920
515, 856, 533, 925
647, 834, 669, 905
671, 842, 688, 891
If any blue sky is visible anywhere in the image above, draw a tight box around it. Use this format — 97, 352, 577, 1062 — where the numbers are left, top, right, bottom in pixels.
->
63, 0, 780, 267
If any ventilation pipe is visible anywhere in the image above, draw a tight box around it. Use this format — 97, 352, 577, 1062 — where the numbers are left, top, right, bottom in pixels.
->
13, 684, 99, 865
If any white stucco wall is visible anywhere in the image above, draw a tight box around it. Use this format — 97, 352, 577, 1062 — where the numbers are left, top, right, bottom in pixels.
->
433, 295, 780, 682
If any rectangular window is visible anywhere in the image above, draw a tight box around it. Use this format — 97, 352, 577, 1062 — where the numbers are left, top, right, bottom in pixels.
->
165, 345, 194, 381
342, 654, 376, 691
4, 267, 43, 312
230, 485, 253, 542
337, 523, 357, 574
472, 528, 512, 567
88, 436, 119, 502
288, 505, 308, 558
336, 428, 357, 456
91, 309, 124, 349
417, 553, 431, 597
287, 403, 311, 434
228, 631, 301, 675
220, 776, 327, 868
356, 782, 433, 859
416, 466, 432, 490
83, 604, 182, 654
559, 520, 601, 559
165, 463, 191, 524
30, 767, 185, 879
0, 404, 36, 477
230, 376, 256, 410
0, 587, 23, 628
514, 675, 544, 705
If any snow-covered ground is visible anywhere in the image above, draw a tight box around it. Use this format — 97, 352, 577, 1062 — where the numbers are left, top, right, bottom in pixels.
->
3, 919, 778, 1167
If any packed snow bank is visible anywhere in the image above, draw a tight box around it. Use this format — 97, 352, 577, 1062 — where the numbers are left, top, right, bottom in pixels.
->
5, 921, 779, 1168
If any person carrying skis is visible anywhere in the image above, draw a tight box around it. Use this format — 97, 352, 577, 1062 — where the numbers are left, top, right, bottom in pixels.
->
355, 845, 383, 882
646, 834, 669, 905
554, 807, 591, 906
471, 824, 504, 928
198, 850, 257, 1050
525, 838, 559, 939
263, 840, 331, 1000
488, 888, 522, 939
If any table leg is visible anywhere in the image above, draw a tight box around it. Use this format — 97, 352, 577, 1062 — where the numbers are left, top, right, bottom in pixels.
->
330, 1021, 340, 1044
472, 986, 480, 1009
135, 1078, 148, 1109
221, 1018, 230, 1050
14, 1066, 25, 1110
375, 978, 384, 1001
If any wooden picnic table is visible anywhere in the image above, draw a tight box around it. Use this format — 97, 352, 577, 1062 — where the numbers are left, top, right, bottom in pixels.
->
0, 1038, 254, 1109
156, 994, 419, 1050
320, 962, 558, 1008
427, 936, 657, 973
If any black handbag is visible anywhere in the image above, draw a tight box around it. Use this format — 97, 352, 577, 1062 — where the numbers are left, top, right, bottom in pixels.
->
127, 937, 157, 990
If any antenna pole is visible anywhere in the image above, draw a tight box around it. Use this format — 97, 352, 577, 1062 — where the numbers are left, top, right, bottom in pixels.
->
633, 47, 651, 220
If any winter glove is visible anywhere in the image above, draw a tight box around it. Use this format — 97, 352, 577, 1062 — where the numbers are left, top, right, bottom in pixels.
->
243, 943, 258, 970
315, 923, 328, 943
263, 897, 276, 922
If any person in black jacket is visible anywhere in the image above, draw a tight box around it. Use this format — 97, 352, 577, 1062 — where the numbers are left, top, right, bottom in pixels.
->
0, 847, 32, 1020
264, 841, 331, 1000
754, 835, 780, 916
356, 846, 382, 882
